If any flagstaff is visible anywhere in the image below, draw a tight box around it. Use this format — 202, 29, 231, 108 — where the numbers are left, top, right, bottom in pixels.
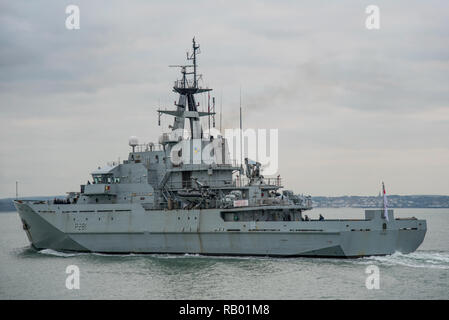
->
382, 181, 389, 221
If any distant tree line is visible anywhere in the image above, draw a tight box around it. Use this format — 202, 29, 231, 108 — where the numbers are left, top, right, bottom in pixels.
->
312, 195, 449, 208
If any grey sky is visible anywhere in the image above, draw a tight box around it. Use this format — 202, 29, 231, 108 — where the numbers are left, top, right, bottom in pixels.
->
1, 0, 448, 197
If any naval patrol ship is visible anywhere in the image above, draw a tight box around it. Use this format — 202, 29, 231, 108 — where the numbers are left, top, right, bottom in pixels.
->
14, 39, 426, 257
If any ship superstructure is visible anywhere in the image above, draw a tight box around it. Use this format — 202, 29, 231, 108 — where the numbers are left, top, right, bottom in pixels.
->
14, 39, 426, 257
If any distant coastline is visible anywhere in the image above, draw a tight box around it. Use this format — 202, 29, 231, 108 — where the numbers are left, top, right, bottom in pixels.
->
312, 195, 449, 208
1, 195, 449, 212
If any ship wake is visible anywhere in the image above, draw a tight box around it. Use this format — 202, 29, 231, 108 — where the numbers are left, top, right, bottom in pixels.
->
37, 249, 84, 258
357, 251, 449, 270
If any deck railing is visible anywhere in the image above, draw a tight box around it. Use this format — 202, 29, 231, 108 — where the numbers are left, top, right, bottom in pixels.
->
164, 176, 282, 190
233, 177, 282, 188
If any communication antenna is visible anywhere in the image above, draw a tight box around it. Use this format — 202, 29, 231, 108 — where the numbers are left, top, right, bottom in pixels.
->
16, 181, 18, 200
220, 92, 223, 133
212, 97, 216, 128
208, 92, 211, 132
187, 37, 201, 88
239, 87, 243, 168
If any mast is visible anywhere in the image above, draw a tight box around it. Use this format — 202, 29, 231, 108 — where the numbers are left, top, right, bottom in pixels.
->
158, 38, 214, 140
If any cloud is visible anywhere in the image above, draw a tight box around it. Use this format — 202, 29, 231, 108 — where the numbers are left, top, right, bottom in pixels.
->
0, 0, 448, 197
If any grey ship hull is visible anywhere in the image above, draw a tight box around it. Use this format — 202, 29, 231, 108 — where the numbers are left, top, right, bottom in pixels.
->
15, 201, 426, 257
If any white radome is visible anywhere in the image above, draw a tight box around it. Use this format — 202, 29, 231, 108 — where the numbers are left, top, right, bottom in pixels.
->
128, 136, 139, 147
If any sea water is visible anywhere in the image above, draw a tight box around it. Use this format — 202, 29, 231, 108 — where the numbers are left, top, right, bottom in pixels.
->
0, 208, 448, 299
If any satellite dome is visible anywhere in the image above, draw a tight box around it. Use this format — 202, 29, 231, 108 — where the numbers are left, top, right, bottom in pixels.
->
128, 136, 139, 147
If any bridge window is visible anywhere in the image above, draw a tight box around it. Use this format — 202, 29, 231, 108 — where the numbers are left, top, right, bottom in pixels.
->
92, 174, 114, 184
